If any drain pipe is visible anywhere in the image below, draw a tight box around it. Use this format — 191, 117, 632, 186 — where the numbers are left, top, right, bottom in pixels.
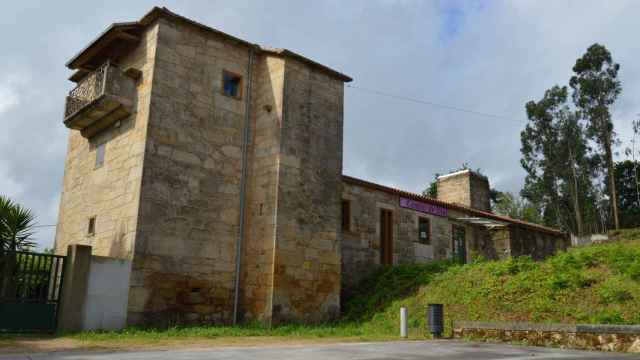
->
233, 47, 255, 325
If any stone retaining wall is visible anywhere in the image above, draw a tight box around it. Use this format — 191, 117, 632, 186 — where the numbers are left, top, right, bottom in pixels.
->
453, 321, 640, 353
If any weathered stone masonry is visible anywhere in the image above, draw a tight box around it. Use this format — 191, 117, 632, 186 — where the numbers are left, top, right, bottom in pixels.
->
55, 7, 568, 328
341, 174, 569, 294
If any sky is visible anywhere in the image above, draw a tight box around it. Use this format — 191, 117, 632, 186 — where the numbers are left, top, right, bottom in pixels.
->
1, 0, 639, 249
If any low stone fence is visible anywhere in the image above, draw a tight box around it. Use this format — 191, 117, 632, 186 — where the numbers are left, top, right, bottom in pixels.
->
453, 321, 640, 353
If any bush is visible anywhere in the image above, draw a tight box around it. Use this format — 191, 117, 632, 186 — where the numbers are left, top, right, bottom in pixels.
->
591, 309, 626, 325
339, 228, 640, 333
624, 260, 640, 281
597, 277, 634, 304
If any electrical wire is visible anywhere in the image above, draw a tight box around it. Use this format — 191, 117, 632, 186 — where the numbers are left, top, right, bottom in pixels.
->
346, 83, 518, 121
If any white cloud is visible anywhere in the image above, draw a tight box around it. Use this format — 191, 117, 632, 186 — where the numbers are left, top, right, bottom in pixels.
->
0, 77, 22, 114
1, 0, 640, 249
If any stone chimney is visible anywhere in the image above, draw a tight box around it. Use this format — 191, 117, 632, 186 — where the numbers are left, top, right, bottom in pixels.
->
436, 169, 491, 211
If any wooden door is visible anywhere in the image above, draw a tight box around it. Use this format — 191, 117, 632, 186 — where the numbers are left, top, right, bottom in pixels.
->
380, 209, 393, 265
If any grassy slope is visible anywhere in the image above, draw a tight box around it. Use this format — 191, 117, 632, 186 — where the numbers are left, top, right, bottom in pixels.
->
7, 228, 639, 348
342, 228, 640, 336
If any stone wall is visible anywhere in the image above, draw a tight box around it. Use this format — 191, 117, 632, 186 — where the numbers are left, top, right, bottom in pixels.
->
453, 321, 640, 353
341, 180, 473, 293
466, 227, 511, 261
127, 17, 253, 326
54, 22, 158, 259
437, 170, 490, 211
509, 226, 570, 260
340, 179, 569, 294
240, 54, 285, 323
269, 58, 344, 324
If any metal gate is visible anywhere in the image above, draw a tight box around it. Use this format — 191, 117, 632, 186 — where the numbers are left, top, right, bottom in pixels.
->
0, 251, 65, 333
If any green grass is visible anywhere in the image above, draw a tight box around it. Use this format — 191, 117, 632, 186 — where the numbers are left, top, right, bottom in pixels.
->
341, 228, 640, 336
66, 228, 640, 342
69, 322, 394, 342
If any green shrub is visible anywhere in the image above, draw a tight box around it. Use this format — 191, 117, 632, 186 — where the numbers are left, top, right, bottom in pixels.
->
624, 260, 640, 281
591, 309, 626, 325
340, 228, 640, 334
597, 277, 634, 304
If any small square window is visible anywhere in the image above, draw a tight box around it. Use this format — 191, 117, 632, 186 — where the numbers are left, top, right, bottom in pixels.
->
418, 217, 430, 245
87, 217, 96, 236
222, 71, 242, 99
95, 143, 106, 168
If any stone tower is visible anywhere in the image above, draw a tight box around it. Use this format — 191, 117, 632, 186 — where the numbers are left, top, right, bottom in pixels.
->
54, 7, 351, 326
436, 169, 491, 211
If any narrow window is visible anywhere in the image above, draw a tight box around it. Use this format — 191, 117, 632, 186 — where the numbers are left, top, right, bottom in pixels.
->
87, 217, 96, 236
222, 71, 242, 99
380, 209, 393, 265
95, 143, 106, 168
418, 217, 431, 245
341, 200, 351, 232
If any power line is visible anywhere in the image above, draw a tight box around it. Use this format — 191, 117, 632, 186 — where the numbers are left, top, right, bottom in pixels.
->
346, 83, 519, 121
33, 224, 57, 228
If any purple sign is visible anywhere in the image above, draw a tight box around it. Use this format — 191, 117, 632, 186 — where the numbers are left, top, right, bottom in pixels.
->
399, 197, 448, 217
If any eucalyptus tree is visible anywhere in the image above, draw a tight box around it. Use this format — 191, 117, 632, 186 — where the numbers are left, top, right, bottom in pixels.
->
570, 44, 622, 229
624, 118, 640, 207
521, 86, 595, 235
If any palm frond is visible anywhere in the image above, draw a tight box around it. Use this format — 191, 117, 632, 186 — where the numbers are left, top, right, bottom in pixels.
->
0, 195, 37, 251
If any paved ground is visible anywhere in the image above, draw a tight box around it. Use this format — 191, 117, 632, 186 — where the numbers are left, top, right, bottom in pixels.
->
2, 340, 639, 360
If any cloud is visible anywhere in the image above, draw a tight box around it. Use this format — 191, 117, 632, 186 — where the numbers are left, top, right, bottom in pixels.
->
1, 1, 639, 249
0, 74, 26, 114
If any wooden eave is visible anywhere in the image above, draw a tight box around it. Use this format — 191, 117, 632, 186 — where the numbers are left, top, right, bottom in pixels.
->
66, 22, 142, 71
66, 7, 352, 83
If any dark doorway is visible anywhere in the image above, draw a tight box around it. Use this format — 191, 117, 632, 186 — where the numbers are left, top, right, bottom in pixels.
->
452, 225, 467, 264
380, 209, 393, 265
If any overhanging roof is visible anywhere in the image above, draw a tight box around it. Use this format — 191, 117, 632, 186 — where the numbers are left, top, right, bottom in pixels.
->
342, 175, 566, 236
66, 22, 142, 70
456, 217, 509, 229
66, 7, 352, 82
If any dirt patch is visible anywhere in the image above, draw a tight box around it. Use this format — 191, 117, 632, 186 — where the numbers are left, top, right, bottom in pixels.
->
0, 336, 377, 354
0, 336, 89, 354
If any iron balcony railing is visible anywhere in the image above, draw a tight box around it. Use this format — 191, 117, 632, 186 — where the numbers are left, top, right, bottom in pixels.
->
64, 62, 110, 119
63, 61, 136, 137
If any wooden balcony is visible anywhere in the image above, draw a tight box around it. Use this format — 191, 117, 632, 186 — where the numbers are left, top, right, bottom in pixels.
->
63, 62, 136, 138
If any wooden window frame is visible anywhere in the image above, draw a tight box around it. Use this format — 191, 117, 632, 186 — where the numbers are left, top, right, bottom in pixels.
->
221, 70, 243, 100
418, 217, 431, 245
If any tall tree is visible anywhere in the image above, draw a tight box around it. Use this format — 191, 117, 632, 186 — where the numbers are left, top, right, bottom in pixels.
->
614, 160, 640, 228
570, 44, 622, 229
492, 191, 544, 225
624, 118, 640, 208
521, 86, 596, 235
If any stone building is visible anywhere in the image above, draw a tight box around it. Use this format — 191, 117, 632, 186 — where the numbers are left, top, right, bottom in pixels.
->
55, 7, 568, 327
